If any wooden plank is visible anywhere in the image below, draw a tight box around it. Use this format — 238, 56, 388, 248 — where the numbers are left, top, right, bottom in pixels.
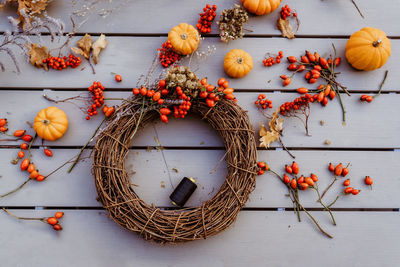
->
0, 148, 398, 208
0, 37, 398, 91
0, 209, 398, 267
0, 0, 399, 36
1, 91, 399, 148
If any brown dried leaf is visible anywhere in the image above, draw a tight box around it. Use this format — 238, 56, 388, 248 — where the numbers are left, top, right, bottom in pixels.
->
17, 0, 48, 29
28, 43, 49, 71
75, 34, 92, 59
259, 110, 284, 148
277, 17, 295, 39
92, 34, 107, 64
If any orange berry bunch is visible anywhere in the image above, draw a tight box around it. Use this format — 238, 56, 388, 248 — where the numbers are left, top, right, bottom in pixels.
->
360, 94, 373, 103
86, 81, 105, 120
158, 41, 181, 68
279, 94, 313, 115
263, 51, 283, 67
46, 211, 64, 231
282, 161, 318, 190
280, 4, 297, 20
279, 74, 291, 86
102, 105, 115, 117
256, 161, 269, 175
199, 77, 236, 108
43, 54, 82, 70
254, 94, 272, 109
196, 4, 217, 34
328, 162, 349, 177
0, 117, 8, 132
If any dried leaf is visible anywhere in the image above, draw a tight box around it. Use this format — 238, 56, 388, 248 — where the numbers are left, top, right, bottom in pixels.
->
28, 43, 49, 70
259, 109, 284, 148
73, 34, 92, 59
92, 34, 107, 64
277, 17, 295, 39
17, 0, 48, 30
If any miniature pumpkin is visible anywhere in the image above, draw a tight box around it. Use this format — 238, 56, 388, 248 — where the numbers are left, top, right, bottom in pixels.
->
168, 23, 200, 55
345, 27, 391, 71
224, 49, 253, 78
241, 0, 281, 15
33, 107, 68, 141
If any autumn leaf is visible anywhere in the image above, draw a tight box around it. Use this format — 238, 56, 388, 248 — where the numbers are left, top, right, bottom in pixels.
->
277, 17, 294, 39
259, 109, 284, 148
71, 34, 93, 59
28, 43, 49, 70
17, 0, 48, 30
92, 34, 107, 64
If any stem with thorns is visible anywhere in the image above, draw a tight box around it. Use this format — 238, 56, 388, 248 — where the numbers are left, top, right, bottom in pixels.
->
2, 208, 47, 222
268, 169, 333, 238
374, 70, 389, 98
313, 184, 336, 225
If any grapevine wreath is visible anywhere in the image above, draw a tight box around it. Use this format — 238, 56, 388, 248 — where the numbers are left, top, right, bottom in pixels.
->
92, 66, 258, 243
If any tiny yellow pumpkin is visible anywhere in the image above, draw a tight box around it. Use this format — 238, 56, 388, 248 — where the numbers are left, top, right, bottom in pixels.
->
224, 49, 253, 78
345, 27, 391, 71
33, 107, 68, 141
241, 0, 281, 16
168, 23, 200, 55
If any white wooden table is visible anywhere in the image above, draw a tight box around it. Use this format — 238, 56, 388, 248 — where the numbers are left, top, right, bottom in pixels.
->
0, 1, 399, 266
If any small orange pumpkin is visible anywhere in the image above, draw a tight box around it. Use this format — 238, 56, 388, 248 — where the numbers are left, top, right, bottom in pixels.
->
33, 107, 68, 141
241, 0, 281, 15
224, 49, 253, 78
168, 23, 200, 56
345, 27, 391, 71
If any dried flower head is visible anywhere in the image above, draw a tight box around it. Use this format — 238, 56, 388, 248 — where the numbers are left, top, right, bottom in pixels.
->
165, 66, 202, 98
217, 4, 249, 43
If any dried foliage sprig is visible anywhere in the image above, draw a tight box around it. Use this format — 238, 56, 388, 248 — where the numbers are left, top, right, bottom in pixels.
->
0, 10, 64, 73
217, 4, 249, 43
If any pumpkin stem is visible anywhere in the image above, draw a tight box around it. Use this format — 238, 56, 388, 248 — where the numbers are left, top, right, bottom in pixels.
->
373, 39, 382, 47
180, 33, 188, 40
236, 57, 244, 64
42, 119, 50, 125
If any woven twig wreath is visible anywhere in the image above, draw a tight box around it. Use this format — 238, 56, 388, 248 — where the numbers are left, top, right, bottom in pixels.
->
93, 98, 257, 243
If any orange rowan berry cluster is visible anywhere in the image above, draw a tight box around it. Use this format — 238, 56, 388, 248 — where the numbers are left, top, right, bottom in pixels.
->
86, 81, 105, 120
280, 4, 297, 20
263, 51, 283, 67
296, 84, 336, 107
158, 41, 181, 68
43, 54, 81, 70
254, 94, 272, 109
279, 94, 313, 115
196, 4, 217, 34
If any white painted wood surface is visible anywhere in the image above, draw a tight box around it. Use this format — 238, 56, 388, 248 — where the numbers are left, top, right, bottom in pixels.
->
0, 0, 399, 266
0, 149, 398, 209
1, 0, 399, 36
0, 210, 399, 267
1, 91, 399, 148
0, 37, 397, 91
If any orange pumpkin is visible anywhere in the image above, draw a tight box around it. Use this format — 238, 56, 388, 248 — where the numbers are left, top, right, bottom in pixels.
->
345, 27, 391, 71
224, 49, 253, 78
168, 23, 200, 55
241, 0, 281, 15
33, 107, 68, 141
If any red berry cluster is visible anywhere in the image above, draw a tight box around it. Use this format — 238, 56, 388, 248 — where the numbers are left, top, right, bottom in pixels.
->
196, 4, 217, 34
86, 81, 105, 120
133, 81, 167, 123
360, 94, 373, 103
280, 4, 297, 20
199, 78, 237, 108
283, 161, 318, 190
158, 41, 181, 68
254, 94, 272, 109
173, 86, 192, 119
262, 51, 283, 67
43, 54, 82, 70
46, 211, 64, 231
256, 161, 269, 175
279, 94, 314, 115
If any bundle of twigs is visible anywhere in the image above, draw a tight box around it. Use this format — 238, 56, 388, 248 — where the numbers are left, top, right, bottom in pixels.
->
92, 95, 258, 243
